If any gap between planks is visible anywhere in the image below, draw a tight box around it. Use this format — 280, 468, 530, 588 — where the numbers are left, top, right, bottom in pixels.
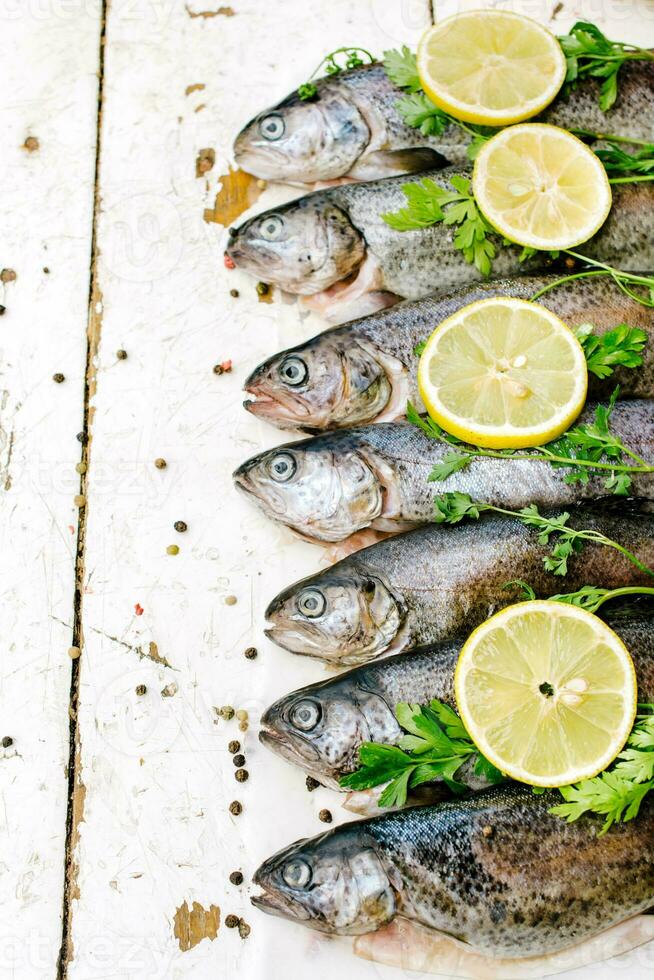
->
56, 1, 109, 976
53, 2, 435, 974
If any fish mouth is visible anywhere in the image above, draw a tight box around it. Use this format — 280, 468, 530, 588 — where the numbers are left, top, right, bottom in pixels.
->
258, 727, 321, 766
243, 379, 312, 425
250, 887, 312, 921
264, 623, 339, 659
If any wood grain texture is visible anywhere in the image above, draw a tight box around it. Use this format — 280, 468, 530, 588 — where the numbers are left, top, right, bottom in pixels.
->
67, 2, 431, 977
2, 1, 654, 979
0, 6, 101, 979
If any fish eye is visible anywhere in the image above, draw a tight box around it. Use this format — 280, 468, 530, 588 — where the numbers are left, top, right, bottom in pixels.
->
268, 451, 296, 483
282, 858, 312, 889
279, 356, 308, 387
297, 589, 326, 618
258, 214, 285, 242
259, 114, 285, 142
290, 699, 322, 732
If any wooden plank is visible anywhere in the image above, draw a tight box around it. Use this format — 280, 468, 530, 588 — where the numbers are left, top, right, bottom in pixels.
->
67, 1, 430, 976
68, 2, 654, 979
0, 7, 101, 979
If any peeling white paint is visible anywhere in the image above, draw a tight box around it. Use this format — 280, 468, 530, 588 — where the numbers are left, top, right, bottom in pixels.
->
2, 1, 654, 979
0, 6, 101, 979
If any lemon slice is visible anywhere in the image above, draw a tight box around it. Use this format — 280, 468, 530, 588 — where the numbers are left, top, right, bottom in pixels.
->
416, 11, 567, 126
455, 601, 638, 788
417, 297, 588, 449
473, 124, 612, 250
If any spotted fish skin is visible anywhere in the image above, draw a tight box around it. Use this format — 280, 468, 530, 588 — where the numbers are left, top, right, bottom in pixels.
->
234, 400, 654, 543
264, 509, 654, 665
259, 617, 654, 785
234, 61, 654, 185
252, 783, 654, 956
244, 274, 654, 431
225, 170, 654, 324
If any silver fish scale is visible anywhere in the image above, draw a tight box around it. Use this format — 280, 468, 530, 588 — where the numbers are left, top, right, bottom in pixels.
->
329, 510, 654, 651
337, 61, 654, 168
330, 176, 654, 299
333, 275, 654, 404
361, 783, 654, 956
343, 399, 654, 524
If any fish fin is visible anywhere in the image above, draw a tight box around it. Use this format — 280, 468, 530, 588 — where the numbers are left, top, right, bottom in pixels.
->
320, 528, 392, 564
353, 915, 654, 979
349, 148, 449, 181
300, 254, 398, 324
343, 781, 454, 817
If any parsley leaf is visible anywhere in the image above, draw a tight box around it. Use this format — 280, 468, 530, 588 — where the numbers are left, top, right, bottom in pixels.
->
396, 92, 450, 136
576, 323, 647, 379
432, 494, 654, 582
550, 707, 654, 834
340, 700, 499, 807
558, 21, 654, 111
383, 45, 421, 92
383, 176, 496, 275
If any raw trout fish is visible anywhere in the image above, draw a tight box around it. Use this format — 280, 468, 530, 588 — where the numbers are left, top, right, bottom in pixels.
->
224, 173, 654, 323
245, 274, 654, 431
259, 617, 654, 788
233, 400, 654, 543
264, 509, 654, 664
234, 62, 654, 185
252, 783, 654, 957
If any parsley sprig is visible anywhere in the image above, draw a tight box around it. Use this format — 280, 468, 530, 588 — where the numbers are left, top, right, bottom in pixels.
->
432, 492, 654, 579
382, 174, 654, 301
575, 322, 647, 378
339, 700, 503, 806
558, 21, 654, 111
551, 706, 654, 835
297, 47, 375, 100
510, 581, 654, 614
383, 46, 493, 159
382, 175, 496, 274
407, 389, 654, 495
343, 698, 654, 835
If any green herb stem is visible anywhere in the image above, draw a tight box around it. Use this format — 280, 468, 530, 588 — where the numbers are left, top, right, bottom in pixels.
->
572, 131, 654, 148
609, 174, 654, 184
580, 585, 654, 612
485, 506, 654, 578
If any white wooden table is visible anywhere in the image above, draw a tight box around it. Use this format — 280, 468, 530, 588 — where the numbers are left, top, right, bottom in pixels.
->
1, 1, 653, 978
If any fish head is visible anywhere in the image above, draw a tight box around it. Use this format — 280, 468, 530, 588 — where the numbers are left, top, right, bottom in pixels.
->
264, 568, 402, 664
233, 88, 370, 184
224, 197, 365, 295
232, 439, 383, 542
244, 336, 392, 430
259, 677, 396, 784
252, 827, 396, 935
